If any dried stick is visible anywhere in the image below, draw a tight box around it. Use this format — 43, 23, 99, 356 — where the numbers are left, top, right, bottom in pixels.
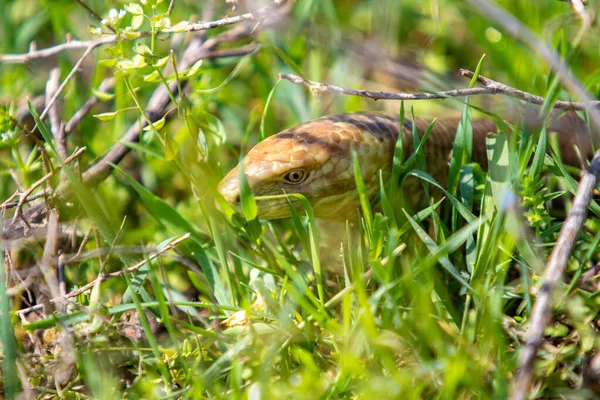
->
465, 0, 600, 131
15, 233, 190, 316
45, 68, 67, 161
74, 0, 116, 33
280, 72, 600, 111
460, 1, 600, 399
576, 262, 600, 287
81, 23, 271, 187
512, 153, 600, 399
2, 5, 284, 241
569, 0, 591, 28
36, 43, 99, 134
167, 0, 176, 16
63, 44, 255, 135
0, 36, 115, 64
458, 69, 597, 111
0, 0, 284, 64
1, 191, 50, 210
10, 147, 86, 225
64, 77, 117, 134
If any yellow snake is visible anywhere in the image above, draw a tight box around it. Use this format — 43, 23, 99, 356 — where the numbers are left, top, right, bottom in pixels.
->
218, 112, 595, 220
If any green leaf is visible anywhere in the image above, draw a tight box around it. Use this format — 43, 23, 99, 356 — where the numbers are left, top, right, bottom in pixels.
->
403, 210, 475, 292
259, 80, 279, 140
94, 110, 120, 121
142, 117, 166, 132
115, 166, 231, 306
153, 56, 169, 69
143, 70, 160, 82
134, 43, 153, 57
184, 60, 203, 77
163, 134, 178, 160
406, 170, 477, 224
0, 244, 18, 398
168, 21, 189, 33
468, 54, 486, 88
353, 151, 373, 234
238, 161, 257, 221
124, 2, 143, 15
131, 14, 144, 30
92, 88, 115, 101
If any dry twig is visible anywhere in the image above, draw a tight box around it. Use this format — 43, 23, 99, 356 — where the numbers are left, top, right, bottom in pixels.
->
82, 16, 283, 186
0, 1, 283, 64
9, 147, 86, 226
465, 0, 600, 131
577, 262, 600, 287
64, 77, 116, 134
16, 233, 191, 316
280, 71, 600, 111
45, 68, 68, 161
2, 1, 288, 240
38, 44, 98, 126
460, 1, 599, 399
74, 0, 116, 33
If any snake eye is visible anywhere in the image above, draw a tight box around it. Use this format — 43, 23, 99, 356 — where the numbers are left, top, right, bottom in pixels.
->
283, 169, 308, 184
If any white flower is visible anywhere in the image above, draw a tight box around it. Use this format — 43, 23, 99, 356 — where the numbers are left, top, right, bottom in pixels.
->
140, 0, 147, 4
118, 9, 126, 19
108, 8, 118, 20
101, 19, 108, 25
1, 131, 10, 142
94, 27, 103, 35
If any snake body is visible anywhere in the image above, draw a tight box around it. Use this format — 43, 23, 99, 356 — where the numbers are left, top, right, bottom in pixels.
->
218, 112, 594, 220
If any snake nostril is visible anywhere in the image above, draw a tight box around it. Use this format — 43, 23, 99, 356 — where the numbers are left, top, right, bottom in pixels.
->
234, 195, 240, 204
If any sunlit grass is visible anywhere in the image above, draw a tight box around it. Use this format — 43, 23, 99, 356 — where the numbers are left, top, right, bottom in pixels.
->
1, 1, 600, 399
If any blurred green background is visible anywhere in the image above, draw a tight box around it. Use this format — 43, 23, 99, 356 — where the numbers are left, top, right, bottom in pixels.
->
2, 0, 600, 398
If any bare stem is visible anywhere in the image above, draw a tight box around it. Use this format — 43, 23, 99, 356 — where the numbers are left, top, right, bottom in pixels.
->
279, 72, 599, 111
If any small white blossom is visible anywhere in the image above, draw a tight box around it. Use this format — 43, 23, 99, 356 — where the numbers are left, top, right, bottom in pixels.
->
108, 8, 119, 20
101, 18, 108, 25
118, 9, 126, 19
94, 27, 103, 35
140, 0, 147, 4
2, 131, 11, 142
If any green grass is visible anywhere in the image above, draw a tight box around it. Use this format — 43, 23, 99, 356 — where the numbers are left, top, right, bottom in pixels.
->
2, 0, 600, 398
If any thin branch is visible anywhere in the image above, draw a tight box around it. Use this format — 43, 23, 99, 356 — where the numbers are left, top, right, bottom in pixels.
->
576, 262, 600, 287
512, 152, 600, 399
569, 0, 591, 28
279, 72, 600, 111
15, 233, 191, 316
465, 0, 600, 132
64, 77, 116, 134
2, 1, 288, 241
82, 22, 275, 186
74, 0, 116, 33
0, 36, 115, 64
0, 0, 285, 64
45, 68, 67, 161
63, 44, 254, 135
167, 0, 176, 16
459, 69, 597, 111
460, 1, 600, 399
37, 43, 99, 129
0, 190, 50, 209
10, 147, 86, 225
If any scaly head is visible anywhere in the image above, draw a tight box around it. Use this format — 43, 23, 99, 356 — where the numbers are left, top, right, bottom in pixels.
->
218, 113, 399, 220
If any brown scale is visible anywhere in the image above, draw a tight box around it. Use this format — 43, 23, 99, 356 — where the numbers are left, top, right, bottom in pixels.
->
218, 111, 597, 220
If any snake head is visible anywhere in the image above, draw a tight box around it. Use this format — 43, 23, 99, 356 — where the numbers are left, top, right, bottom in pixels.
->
218, 114, 398, 220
